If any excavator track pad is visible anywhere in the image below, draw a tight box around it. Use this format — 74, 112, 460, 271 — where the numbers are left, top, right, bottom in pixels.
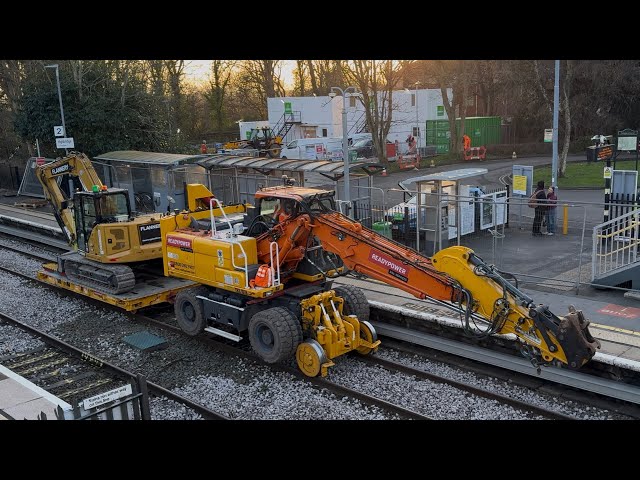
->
60, 252, 136, 294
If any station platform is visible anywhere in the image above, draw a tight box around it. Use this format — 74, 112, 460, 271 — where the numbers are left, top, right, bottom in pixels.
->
0, 364, 72, 420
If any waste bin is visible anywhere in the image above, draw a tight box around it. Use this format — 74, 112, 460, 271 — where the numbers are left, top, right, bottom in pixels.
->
586, 145, 597, 162
372, 221, 392, 239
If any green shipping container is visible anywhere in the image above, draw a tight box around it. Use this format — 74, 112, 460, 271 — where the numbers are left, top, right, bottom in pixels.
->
426, 116, 502, 152
463, 116, 502, 147
426, 120, 451, 153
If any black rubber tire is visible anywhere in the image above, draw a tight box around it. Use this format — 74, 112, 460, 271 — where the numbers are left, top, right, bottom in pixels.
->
334, 285, 370, 322
267, 144, 282, 158
248, 307, 302, 363
175, 287, 209, 336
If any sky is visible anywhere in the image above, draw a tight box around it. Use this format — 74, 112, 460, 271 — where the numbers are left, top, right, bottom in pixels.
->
184, 60, 296, 87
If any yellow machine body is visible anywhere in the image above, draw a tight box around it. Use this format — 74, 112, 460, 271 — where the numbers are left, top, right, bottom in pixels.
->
432, 245, 568, 365
160, 203, 282, 298
297, 290, 380, 377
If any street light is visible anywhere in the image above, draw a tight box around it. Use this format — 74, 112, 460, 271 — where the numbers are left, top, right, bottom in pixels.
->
329, 86, 359, 216
414, 81, 421, 151
44, 64, 68, 155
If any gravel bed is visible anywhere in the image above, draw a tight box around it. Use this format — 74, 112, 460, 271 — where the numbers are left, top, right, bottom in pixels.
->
0, 236, 58, 261
0, 322, 45, 355
149, 397, 204, 420
174, 364, 395, 420
0, 249, 395, 420
0, 242, 629, 420
375, 347, 630, 420
0, 244, 45, 276
327, 355, 544, 420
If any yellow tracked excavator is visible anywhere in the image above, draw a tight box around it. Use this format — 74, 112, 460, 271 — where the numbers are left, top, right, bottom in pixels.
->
35, 151, 216, 294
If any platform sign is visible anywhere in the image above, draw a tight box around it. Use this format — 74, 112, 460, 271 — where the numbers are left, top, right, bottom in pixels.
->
617, 128, 638, 151
512, 175, 527, 195
56, 137, 74, 149
544, 129, 553, 142
83, 384, 132, 410
512, 165, 533, 197
596, 144, 614, 161
54, 126, 65, 137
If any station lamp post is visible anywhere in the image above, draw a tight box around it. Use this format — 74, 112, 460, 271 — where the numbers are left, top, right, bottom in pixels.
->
329, 86, 359, 216
45, 64, 68, 155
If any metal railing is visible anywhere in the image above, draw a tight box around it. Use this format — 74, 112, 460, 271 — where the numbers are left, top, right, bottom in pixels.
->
592, 209, 640, 282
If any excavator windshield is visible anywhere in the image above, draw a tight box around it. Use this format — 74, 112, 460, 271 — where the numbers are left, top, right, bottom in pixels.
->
304, 193, 336, 213
95, 192, 130, 222
74, 190, 131, 252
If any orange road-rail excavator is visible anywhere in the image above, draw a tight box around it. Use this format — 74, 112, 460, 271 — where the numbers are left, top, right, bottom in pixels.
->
160, 178, 600, 377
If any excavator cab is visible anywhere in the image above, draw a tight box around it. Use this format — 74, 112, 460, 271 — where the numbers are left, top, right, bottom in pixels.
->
73, 187, 131, 252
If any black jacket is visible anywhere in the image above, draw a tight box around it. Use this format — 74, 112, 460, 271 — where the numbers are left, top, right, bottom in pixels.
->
534, 188, 547, 210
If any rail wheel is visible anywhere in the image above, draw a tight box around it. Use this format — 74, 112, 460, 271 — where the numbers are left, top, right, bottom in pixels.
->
356, 320, 379, 355
296, 339, 328, 377
175, 287, 208, 336
248, 307, 302, 363
334, 285, 369, 322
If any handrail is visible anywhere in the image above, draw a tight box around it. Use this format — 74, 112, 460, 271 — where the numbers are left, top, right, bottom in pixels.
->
209, 198, 234, 238
592, 208, 640, 280
269, 241, 281, 287
230, 241, 249, 289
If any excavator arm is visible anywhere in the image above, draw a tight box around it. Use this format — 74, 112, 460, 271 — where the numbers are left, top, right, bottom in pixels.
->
36, 152, 104, 246
256, 206, 600, 370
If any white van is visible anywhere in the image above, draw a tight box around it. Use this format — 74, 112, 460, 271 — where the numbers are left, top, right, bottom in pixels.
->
348, 132, 372, 146
280, 137, 344, 161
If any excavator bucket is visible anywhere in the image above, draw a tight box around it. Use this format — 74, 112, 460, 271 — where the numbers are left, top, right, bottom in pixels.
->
555, 306, 601, 369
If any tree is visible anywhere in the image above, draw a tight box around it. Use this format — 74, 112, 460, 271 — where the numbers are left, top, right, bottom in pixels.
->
432, 60, 472, 157
13, 60, 168, 157
204, 60, 235, 131
344, 60, 410, 164
236, 61, 286, 118
0, 60, 36, 157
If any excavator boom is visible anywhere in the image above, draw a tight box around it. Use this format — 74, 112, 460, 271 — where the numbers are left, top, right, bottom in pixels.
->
253, 187, 600, 370
36, 152, 104, 245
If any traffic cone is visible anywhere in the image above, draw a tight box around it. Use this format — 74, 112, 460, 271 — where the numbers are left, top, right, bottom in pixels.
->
512, 151, 517, 159
382, 168, 387, 176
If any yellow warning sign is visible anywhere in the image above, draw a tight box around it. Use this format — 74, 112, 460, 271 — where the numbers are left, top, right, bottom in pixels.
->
603, 166, 612, 179
513, 175, 527, 195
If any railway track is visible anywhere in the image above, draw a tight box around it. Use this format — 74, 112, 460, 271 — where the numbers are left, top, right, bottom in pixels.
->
0, 233, 637, 419
353, 354, 574, 420
0, 257, 421, 419
0, 311, 228, 420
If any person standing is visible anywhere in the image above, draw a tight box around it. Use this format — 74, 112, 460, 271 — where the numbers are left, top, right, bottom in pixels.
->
532, 180, 547, 236
200, 140, 208, 154
463, 134, 471, 151
545, 186, 558, 235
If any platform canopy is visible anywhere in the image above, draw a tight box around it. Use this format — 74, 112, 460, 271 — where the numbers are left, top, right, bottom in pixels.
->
94, 151, 207, 166
196, 154, 384, 180
399, 168, 488, 189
